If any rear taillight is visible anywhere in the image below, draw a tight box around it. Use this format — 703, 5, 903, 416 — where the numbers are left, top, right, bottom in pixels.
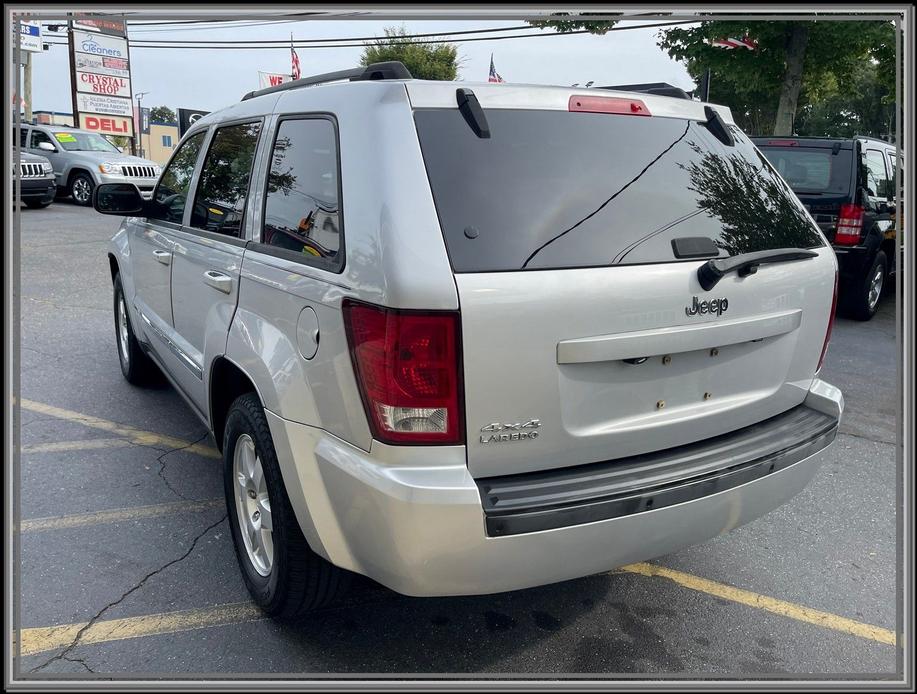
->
834, 203, 865, 245
569, 95, 651, 116
817, 271, 839, 373
342, 300, 464, 445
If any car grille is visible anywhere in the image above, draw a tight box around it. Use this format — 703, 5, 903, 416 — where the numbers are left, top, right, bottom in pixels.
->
18, 163, 45, 178
121, 165, 157, 178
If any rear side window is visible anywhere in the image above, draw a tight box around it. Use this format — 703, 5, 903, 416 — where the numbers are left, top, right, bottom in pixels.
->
151, 131, 205, 225
864, 149, 891, 199
261, 117, 343, 271
756, 146, 853, 195
414, 109, 824, 273
190, 121, 262, 238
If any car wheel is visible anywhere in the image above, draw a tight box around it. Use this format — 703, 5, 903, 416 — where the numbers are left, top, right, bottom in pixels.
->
113, 273, 159, 384
24, 200, 52, 209
223, 393, 351, 619
69, 172, 94, 206
844, 250, 887, 321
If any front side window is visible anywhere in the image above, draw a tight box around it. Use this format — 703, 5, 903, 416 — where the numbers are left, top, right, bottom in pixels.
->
864, 149, 891, 199
17, 127, 28, 147
189, 122, 262, 238
52, 131, 120, 152
151, 131, 205, 224
29, 129, 55, 150
261, 118, 342, 270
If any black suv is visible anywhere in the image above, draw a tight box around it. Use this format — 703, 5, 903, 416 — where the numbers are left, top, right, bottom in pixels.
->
752, 136, 899, 320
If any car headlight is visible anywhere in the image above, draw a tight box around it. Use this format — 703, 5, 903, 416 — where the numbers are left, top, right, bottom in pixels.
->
41, 162, 53, 173
99, 162, 122, 174
152, 165, 162, 176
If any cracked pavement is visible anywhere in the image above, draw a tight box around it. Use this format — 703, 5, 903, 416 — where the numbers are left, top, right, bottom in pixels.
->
15, 203, 899, 677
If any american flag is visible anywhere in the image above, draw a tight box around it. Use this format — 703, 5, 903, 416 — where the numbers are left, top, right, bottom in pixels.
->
488, 54, 504, 83
711, 36, 758, 50
291, 36, 301, 80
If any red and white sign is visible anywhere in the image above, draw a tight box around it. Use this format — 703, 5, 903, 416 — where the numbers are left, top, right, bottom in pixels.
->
75, 53, 130, 78
259, 71, 291, 89
79, 113, 133, 136
72, 17, 127, 36
77, 92, 133, 117
77, 71, 131, 97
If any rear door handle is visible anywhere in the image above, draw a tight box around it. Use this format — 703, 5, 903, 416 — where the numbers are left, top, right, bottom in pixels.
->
152, 249, 172, 265
202, 270, 232, 294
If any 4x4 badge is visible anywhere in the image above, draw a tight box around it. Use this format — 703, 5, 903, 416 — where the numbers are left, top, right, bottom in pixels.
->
480, 419, 540, 444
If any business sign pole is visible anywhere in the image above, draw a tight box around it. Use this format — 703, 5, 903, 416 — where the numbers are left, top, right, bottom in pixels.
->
68, 15, 134, 142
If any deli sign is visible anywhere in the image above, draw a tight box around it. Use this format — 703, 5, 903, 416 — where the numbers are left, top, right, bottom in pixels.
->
77, 72, 131, 97
79, 114, 132, 135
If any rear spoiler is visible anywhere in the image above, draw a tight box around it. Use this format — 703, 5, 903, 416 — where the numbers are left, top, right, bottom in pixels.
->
599, 82, 692, 101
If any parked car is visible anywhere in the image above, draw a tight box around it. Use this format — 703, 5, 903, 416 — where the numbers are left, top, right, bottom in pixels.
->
94, 62, 843, 618
16, 124, 161, 206
751, 136, 899, 320
14, 151, 56, 209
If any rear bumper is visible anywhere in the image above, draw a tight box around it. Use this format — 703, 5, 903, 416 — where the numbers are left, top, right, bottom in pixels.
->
833, 244, 874, 285
268, 380, 842, 597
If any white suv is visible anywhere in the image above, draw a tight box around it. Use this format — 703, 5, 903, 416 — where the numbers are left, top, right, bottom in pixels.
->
94, 62, 843, 618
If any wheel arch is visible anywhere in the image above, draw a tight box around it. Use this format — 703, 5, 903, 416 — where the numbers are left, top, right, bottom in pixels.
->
209, 356, 267, 453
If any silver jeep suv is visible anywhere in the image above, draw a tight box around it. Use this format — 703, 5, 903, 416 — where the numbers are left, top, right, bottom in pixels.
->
18, 124, 160, 205
94, 62, 843, 618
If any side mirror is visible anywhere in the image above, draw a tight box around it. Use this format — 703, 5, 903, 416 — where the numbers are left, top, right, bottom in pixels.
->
93, 183, 145, 216
37, 141, 56, 152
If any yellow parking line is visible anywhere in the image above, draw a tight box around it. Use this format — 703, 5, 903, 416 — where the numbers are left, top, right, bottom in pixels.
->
20, 499, 224, 533
22, 438, 135, 454
619, 562, 897, 646
19, 399, 220, 459
19, 603, 263, 657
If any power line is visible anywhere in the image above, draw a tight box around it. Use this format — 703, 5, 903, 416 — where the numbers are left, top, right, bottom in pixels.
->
128, 24, 536, 43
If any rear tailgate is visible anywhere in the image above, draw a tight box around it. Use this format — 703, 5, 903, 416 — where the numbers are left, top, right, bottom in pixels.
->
411, 86, 836, 478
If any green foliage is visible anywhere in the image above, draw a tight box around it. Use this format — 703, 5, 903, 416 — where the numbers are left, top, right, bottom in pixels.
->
149, 105, 177, 124
361, 26, 458, 81
657, 21, 894, 135
528, 13, 620, 34
795, 61, 895, 139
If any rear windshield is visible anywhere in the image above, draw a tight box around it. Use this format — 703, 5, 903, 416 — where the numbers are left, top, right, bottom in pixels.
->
755, 146, 853, 196
414, 109, 825, 273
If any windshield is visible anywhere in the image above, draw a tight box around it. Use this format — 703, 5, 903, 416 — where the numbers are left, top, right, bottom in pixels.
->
754, 146, 853, 196
414, 109, 825, 273
53, 131, 120, 153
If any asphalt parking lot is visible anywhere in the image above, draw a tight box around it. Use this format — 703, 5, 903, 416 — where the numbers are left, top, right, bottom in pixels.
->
15, 202, 900, 678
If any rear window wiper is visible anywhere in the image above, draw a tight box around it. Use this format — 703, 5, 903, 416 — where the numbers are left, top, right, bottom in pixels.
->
697, 248, 818, 291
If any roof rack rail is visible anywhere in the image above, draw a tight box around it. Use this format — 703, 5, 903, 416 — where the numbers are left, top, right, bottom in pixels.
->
242, 61, 412, 101
599, 82, 692, 101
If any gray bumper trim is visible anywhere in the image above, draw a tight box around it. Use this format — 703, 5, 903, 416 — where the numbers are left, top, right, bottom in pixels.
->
479, 404, 838, 537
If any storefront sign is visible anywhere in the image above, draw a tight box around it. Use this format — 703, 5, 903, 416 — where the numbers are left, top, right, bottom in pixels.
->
79, 113, 134, 136
72, 17, 127, 36
73, 30, 128, 59
16, 20, 42, 52
259, 71, 291, 89
77, 71, 131, 97
178, 108, 211, 136
75, 53, 130, 78
77, 92, 133, 117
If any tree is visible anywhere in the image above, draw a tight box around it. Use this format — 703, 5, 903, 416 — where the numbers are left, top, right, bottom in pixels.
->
361, 26, 459, 80
528, 12, 620, 34
149, 105, 177, 123
794, 61, 895, 140
657, 21, 894, 136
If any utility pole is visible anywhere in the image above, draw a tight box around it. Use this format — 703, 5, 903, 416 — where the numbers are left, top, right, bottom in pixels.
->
23, 50, 32, 122
133, 91, 149, 157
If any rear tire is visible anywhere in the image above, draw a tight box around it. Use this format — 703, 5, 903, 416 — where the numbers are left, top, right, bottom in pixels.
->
113, 273, 159, 385
843, 251, 886, 321
223, 393, 350, 619
69, 172, 94, 206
